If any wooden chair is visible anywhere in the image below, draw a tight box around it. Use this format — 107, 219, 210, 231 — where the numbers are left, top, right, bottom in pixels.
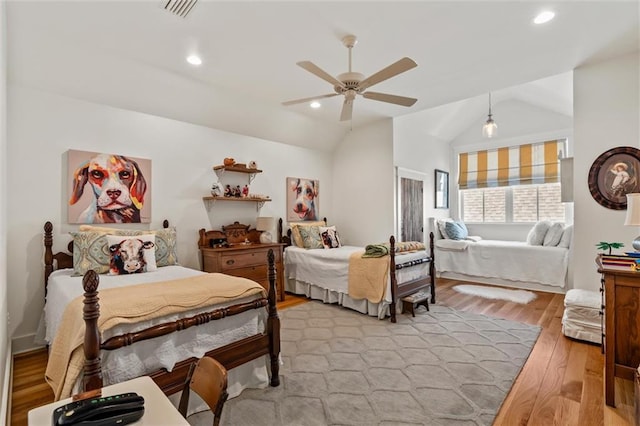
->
178, 356, 229, 426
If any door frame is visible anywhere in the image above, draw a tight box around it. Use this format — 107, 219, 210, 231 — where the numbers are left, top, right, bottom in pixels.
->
395, 167, 427, 243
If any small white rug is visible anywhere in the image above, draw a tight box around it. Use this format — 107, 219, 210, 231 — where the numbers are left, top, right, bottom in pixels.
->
453, 284, 537, 304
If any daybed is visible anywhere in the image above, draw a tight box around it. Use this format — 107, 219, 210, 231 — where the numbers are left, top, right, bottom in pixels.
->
430, 218, 570, 291
280, 219, 435, 323
42, 220, 280, 402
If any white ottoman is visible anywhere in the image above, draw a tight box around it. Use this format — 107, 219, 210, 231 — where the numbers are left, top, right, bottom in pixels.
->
562, 289, 602, 344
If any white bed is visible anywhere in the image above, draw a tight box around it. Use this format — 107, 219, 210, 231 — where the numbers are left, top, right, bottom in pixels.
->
41, 220, 281, 408
41, 266, 269, 399
430, 219, 570, 292
284, 244, 433, 320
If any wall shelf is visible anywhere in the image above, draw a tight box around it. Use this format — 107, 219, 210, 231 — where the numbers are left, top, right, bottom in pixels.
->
213, 164, 262, 183
202, 196, 271, 211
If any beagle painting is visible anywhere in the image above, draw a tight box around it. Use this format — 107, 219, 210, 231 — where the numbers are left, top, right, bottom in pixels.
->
68, 150, 151, 224
287, 177, 319, 222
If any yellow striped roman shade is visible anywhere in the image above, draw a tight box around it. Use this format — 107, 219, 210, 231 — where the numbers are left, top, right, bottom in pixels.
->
458, 140, 563, 190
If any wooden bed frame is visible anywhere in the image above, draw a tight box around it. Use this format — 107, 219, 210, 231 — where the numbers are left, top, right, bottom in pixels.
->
43, 220, 280, 396
278, 218, 435, 323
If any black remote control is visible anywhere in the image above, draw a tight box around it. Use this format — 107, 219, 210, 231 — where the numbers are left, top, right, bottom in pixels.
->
51, 392, 144, 426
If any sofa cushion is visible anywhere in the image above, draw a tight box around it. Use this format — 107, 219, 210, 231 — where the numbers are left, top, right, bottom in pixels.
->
543, 222, 565, 246
527, 220, 551, 246
445, 221, 468, 240
558, 224, 573, 248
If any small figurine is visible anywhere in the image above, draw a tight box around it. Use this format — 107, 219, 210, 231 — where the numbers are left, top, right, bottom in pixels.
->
248, 161, 257, 169
234, 185, 242, 197
224, 184, 232, 197
242, 185, 249, 198
211, 181, 223, 197
223, 157, 235, 166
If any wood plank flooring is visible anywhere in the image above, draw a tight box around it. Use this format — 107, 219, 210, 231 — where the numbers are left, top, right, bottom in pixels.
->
10, 280, 636, 425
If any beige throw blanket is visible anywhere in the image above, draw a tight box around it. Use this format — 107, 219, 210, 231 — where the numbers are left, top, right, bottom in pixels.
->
46, 273, 266, 400
347, 251, 390, 303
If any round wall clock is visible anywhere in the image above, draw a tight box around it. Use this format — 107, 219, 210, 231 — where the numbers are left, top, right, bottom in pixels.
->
588, 146, 640, 210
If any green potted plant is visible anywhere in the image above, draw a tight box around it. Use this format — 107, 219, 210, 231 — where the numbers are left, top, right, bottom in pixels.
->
596, 241, 625, 255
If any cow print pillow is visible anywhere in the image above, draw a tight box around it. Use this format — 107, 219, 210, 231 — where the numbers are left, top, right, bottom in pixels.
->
106, 234, 157, 275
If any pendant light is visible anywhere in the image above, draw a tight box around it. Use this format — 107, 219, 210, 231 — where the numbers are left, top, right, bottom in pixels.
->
482, 92, 498, 138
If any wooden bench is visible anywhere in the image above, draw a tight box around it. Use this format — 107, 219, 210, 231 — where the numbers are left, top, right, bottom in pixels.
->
402, 290, 430, 317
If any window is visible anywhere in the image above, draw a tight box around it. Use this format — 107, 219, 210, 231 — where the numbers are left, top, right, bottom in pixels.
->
458, 139, 567, 223
461, 183, 564, 223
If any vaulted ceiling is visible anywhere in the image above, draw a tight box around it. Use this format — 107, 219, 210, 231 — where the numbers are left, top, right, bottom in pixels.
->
6, 1, 639, 151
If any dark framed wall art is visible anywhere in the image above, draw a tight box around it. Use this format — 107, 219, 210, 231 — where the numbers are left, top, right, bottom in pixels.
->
588, 146, 640, 210
435, 169, 449, 209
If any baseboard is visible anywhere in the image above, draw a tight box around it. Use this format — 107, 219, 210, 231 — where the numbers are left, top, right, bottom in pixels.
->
11, 333, 42, 355
1, 340, 12, 426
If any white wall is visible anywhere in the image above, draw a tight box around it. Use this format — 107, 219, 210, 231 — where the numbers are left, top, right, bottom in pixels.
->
393, 113, 451, 237
573, 52, 640, 292
0, 0, 10, 420
332, 119, 395, 246
7, 86, 334, 352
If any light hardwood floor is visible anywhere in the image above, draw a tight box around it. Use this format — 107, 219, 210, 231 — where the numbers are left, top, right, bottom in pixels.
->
10, 280, 636, 425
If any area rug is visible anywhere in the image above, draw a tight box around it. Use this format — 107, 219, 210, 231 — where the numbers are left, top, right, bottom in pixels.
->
453, 284, 537, 304
190, 301, 541, 426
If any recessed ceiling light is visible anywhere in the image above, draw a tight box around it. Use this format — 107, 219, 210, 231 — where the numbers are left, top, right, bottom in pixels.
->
186, 55, 202, 65
534, 11, 555, 24
310, 101, 321, 109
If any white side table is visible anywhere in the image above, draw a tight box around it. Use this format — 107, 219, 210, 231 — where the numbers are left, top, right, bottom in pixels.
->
28, 376, 189, 426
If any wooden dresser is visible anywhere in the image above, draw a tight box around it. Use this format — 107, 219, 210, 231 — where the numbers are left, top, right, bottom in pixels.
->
198, 222, 285, 301
599, 265, 640, 407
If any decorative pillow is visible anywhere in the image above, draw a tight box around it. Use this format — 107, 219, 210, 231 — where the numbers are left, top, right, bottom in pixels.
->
319, 226, 341, 249
558, 224, 573, 249
78, 225, 178, 266
436, 218, 454, 239
394, 241, 425, 252
70, 231, 111, 276
526, 220, 552, 246
444, 221, 468, 240
543, 222, 565, 246
290, 221, 326, 247
106, 234, 157, 275
297, 225, 323, 249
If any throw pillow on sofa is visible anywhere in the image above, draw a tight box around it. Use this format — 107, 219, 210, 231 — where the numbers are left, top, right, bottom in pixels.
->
558, 224, 573, 248
543, 222, 565, 246
526, 220, 551, 246
445, 221, 468, 240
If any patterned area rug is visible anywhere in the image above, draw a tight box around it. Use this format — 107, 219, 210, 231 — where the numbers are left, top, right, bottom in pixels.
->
190, 301, 541, 426
453, 284, 538, 304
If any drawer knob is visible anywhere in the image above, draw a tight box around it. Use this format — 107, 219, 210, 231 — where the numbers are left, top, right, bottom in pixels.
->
226, 259, 235, 265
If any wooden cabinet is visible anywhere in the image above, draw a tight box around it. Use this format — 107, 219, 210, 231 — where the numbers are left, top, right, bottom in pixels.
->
200, 244, 285, 302
198, 222, 284, 301
600, 266, 640, 406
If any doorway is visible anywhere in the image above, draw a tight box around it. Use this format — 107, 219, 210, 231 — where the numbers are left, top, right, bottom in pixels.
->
396, 168, 425, 243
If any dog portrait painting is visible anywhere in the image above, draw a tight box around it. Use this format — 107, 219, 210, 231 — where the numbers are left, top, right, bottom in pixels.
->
287, 177, 319, 222
67, 150, 152, 224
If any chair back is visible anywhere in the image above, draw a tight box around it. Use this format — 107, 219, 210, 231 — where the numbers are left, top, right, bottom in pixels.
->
178, 357, 229, 426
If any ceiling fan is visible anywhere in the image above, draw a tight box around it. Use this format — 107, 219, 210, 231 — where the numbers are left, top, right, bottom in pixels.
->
283, 35, 418, 122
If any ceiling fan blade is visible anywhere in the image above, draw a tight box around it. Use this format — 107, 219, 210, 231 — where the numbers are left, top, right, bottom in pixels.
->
358, 57, 417, 91
362, 91, 417, 107
340, 98, 354, 121
297, 61, 346, 88
282, 93, 339, 106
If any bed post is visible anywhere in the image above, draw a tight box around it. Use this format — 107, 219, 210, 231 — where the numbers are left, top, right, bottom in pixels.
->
267, 249, 281, 386
429, 232, 436, 304
44, 222, 54, 297
82, 270, 103, 392
389, 236, 397, 323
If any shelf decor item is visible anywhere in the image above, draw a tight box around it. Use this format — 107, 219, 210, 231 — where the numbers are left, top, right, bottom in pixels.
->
588, 146, 640, 210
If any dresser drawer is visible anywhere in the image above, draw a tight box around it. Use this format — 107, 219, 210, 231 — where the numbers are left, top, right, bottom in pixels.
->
223, 265, 269, 282
221, 249, 281, 270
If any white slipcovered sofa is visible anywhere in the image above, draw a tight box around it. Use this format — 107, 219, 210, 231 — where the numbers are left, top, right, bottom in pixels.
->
430, 218, 571, 292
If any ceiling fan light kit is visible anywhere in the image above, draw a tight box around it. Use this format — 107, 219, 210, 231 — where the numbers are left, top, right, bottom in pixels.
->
283, 34, 418, 121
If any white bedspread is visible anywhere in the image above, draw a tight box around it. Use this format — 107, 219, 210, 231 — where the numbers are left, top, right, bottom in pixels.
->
435, 239, 569, 288
41, 266, 269, 398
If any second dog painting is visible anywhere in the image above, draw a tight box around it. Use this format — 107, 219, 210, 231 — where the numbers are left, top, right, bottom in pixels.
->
287, 177, 319, 222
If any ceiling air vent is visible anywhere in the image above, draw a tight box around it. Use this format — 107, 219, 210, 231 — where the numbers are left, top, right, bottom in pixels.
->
163, 0, 198, 18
